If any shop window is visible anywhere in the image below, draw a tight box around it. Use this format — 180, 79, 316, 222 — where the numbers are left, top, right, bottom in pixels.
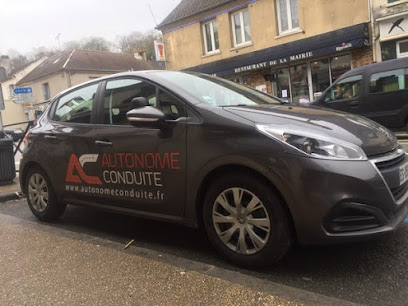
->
311, 59, 330, 99
276, 0, 299, 34
43, 83, 50, 100
231, 9, 251, 47
370, 69, 408, 93
290, 64, 309, 104
202, 20, 219, 55
397, 40, 408, 58
324, 75, 362, 102
330, 55, 351, 82
271, 68, 291, 100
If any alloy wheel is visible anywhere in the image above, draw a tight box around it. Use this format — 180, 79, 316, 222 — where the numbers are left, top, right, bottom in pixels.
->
28, 173, 49, 212
212, 187, 271, 255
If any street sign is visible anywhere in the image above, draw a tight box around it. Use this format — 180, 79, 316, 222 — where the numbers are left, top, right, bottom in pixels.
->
13, 87, 33, 94
13, 87, 33, 104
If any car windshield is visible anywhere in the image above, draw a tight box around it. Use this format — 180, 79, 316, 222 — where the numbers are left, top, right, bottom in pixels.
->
155, 71, 282, 107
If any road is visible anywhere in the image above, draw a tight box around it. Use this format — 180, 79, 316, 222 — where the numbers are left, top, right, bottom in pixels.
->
0, 197, 407, 305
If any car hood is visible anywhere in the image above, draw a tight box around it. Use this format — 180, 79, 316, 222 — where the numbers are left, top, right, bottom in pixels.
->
223, 104, 398, 157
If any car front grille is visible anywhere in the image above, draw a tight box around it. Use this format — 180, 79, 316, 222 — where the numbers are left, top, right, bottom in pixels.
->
370, 147, 408, 203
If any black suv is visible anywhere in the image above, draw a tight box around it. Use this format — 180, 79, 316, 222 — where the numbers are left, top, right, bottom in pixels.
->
20, 71, 408, 267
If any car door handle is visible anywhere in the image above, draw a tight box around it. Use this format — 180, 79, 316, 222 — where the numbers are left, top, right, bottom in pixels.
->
44, 135, 58, 140
347, 100, 359, 106
95, 140, 112, 147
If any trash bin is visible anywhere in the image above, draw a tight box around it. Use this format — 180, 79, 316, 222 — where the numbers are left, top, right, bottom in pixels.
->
0, 137, 16, 182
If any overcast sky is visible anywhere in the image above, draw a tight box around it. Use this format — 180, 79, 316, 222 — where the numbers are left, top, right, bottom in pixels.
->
0, 0, 182, 55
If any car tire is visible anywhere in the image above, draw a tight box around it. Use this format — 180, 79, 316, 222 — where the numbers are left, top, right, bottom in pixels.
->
25, 167, 66, 221
203, 174, 292, 268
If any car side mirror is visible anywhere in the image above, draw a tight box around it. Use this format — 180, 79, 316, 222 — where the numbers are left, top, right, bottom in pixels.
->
126, 106, 165, 127
129, 97, 149, 109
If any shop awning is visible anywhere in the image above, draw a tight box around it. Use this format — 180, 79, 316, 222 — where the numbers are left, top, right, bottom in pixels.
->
184, 23, 370, 77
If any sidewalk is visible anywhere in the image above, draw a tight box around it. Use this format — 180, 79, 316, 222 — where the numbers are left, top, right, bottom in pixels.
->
0, 176, 22, 202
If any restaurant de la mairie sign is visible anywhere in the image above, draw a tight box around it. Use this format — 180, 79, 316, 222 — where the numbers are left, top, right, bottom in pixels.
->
234, 51, 315, 74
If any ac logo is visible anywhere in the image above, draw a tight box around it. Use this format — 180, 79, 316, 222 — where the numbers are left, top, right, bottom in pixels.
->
65, 154, 102, 185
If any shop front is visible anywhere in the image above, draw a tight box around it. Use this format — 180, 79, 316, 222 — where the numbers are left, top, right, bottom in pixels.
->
185, 23, 371, 104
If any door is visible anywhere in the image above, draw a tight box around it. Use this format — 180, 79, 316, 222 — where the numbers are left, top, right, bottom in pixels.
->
321, 74, 363, 114
90, 78, 187, 217
366, 68, 408, 128
44, 82, 102, 203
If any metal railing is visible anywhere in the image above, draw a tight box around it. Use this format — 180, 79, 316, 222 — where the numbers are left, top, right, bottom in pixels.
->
3, 120, 35, 156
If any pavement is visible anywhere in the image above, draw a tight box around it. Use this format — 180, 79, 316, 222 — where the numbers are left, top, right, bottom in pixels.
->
0, 176, 22, 203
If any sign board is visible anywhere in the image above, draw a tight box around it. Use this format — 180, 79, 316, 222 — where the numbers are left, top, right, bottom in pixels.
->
13, 87, 33, 104
379, 14, 408, 40
154, 40, 166, 62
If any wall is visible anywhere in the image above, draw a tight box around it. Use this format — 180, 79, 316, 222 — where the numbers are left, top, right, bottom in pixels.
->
161, 0, 370, 70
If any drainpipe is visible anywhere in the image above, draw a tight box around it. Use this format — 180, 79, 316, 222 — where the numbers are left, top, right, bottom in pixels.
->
369, 0, 378, 62
66, 70, 72, 88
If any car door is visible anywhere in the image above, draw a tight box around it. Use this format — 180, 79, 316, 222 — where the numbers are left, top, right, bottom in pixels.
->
321, 74, 364, 115
365, 68, 408, 128
43, 82, 103, 203
89, 77, 187, 217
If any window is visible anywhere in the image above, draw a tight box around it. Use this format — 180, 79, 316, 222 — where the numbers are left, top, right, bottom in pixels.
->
231, 9, 251, 47
52, 83, 98, 123
203, 20, 219, 54
277, 0, 299, 34
370, 69, 408, 93
43, 83, 50, 100
103, 78, 186, 125
397, 40, 408, 58
330, 54, 351, 82
388, 0, 399, 3
324, 75, 362, 102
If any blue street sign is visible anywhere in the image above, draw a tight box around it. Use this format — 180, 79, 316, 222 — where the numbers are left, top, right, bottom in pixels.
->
13, 87, 32, 94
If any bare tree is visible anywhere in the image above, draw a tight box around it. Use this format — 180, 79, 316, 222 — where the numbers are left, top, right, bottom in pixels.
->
81, 37, 112, 52
118, 30, 161, 61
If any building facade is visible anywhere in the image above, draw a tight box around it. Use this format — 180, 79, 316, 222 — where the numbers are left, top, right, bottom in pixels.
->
16, 49, 153, 119
371, 0, 408, 62
158, 0, 373, 103
0, 57, 47, 128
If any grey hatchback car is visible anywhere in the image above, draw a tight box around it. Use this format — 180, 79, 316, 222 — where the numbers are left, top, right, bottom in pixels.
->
20, 71, 408, 267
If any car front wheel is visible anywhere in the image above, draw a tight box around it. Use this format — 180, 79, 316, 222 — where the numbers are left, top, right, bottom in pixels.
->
203, 174, 292, 268
25, 167, 66, 221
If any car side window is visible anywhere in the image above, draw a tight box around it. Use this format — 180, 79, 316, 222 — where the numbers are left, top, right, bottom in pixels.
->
52, 83, 98, 123
369, 69, 408, 94
157, 90, 186, 120
103, 78, 186, 125
103, 79, 156, 125
324, 75, 362, 102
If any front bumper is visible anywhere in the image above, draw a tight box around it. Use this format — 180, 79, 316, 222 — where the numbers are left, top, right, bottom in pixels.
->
279, 147, 408, 245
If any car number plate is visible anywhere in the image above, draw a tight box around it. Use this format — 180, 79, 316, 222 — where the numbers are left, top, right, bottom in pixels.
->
399, 162, 408, 186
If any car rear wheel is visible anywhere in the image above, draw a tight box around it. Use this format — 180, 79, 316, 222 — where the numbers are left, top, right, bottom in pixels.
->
25, 167, 66, 221
203, 174, 292, 268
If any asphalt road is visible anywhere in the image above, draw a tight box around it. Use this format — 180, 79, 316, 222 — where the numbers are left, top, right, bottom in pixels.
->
0, 198, 407, 305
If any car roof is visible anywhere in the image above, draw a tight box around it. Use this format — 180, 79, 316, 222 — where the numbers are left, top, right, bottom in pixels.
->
341, 57, 408, 78
51, 70, 187, 101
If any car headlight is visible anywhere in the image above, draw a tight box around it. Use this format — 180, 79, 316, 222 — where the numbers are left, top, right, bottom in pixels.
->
256, 124, 367, 160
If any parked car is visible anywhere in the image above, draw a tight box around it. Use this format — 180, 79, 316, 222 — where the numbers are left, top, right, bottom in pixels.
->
312, 57, 408, 130
20, 71, 408, 267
